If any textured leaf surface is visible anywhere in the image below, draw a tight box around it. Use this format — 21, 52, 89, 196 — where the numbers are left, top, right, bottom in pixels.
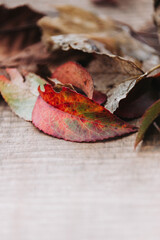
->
32, 84, 137, 142
106, 69, 160, 119
45, 32, 143, 94
52, 61, 94, 98
0, 69, 46, 120
39, 5, 157, 61
135, 99, 160, 147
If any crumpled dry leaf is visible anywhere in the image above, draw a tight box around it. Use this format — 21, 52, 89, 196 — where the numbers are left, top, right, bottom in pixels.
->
47, 34, 109, 54
38, 5, 158, 62
35, 26, 160, 121
0, 69, 46, 120
105, 66, 160, 119
43, 33, 143, 89
0, 5, 44, 61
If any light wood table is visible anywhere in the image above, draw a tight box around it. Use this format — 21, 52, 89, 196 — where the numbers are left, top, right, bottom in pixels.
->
1, 0, 160, 240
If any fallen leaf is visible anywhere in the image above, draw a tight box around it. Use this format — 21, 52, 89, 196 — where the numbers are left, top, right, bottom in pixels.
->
47, 34, 109, 54
52, 61, 94, 98
0, 5, 53, 76
86, 54, 143, 93
38, 5, 158, 61
0, 5, 44, 61
32, 84, 137, 142
44, 33, 143, 93
135, 98, 160, 147
51, 61, 107, 104
105, 66, 160, 119
0, 42, 53, 74
0, 69, 46, 120
38, 5, 114, 36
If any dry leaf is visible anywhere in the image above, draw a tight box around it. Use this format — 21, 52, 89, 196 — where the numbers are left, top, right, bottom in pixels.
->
0, 5, 44, 61
38, 5, 158, 61
105, 66, 160, 119
0, 42, 53, 74
42, 33, 143, 93
38, 5, 114, 36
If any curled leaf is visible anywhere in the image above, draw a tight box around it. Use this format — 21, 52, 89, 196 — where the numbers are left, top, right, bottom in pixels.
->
135, 99, 160, 148
105, 66, 160, 119
0, 69, 46, 120
47, 34, 108, 54
32, 84, 137, 142
44, 33, 143, 94
39, 5, 157, 61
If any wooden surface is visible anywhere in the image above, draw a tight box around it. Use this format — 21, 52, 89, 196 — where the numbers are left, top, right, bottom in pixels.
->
1, 1, 160, 240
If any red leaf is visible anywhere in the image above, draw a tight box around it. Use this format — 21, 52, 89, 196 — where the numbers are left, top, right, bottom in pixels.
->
32, 84, 137, 142
52, 61, 94, 99
93, 90, 107, 105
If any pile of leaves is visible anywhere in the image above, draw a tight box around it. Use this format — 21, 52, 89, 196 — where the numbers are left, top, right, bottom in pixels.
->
1, 2, 160, 147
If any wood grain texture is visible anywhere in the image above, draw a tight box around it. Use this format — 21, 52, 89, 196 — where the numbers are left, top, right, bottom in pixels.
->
1, 1, 160, 240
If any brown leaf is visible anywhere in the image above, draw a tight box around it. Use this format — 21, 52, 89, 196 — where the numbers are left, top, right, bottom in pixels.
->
39, 31, 144, 104
0, 5, 44, 61
105, 66, 160, 119
38, 5, 158, 62
38, 5, 114, 36
0, 42, 53, 74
